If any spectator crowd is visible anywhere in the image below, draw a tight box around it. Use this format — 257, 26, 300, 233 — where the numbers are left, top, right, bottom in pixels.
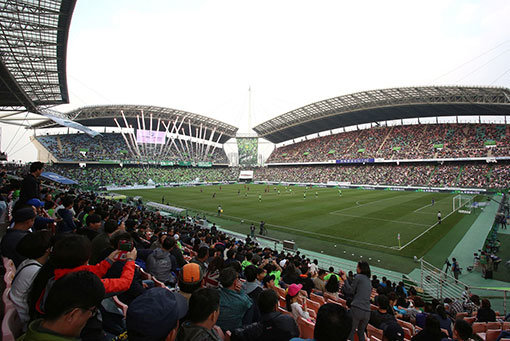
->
36, 133, 229, 164
267, 123, 510, 163
1, 162, 509, 341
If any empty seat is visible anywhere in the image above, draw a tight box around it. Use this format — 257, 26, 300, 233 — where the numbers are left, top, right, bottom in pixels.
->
486, 329, 502, 341
298, 316, 315, 339
310, 293, 326, 305
472, 322, 487, 333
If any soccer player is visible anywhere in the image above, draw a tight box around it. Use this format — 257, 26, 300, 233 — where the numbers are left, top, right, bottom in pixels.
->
289, 188, 292, 194
315, 191, 318, 198
238, 189, 240, 195
303, 192, 306, 200
212, 192, 216, 199
244, 192, 248, 198
258, 194, 262, 202
338, 189, 342, 196
437, 211, 442, 224
161, 196, 165, 204
277, 190, 280, 195
432, 198, 435, 206
218, 205, 222, 216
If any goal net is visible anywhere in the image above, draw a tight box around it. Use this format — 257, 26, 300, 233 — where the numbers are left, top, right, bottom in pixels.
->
452, 194, 474, 213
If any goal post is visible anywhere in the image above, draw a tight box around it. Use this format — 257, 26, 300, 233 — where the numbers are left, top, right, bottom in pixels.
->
452, 194, 474, 213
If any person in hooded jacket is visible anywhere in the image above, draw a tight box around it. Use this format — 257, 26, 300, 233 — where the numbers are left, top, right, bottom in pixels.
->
146, 236, 177, 285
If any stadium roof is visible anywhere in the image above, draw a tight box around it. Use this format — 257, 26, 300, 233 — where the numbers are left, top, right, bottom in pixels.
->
32, 104, 239, 144
0, 0, 76, 112
254, 86, 510, 144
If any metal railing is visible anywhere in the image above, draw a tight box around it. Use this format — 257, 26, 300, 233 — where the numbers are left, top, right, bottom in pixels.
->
420, 258, 510, 315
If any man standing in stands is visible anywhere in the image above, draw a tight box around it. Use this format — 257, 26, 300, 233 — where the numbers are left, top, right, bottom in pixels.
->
250, 223, 255, 238
19, 161, 44, 205
259, 221, 266, 236
437, 211, 442, 224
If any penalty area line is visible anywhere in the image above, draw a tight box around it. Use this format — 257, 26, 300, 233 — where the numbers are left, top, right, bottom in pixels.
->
398, 208, 458, 251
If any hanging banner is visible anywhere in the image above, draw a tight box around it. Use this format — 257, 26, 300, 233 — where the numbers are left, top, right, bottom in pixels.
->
39, 109, 100, 137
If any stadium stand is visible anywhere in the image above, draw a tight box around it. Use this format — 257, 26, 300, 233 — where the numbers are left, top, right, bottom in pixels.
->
1, 163, 509, 340
5, 161, 503, 190
36, 133, 229, 163
266, 124, 510, 163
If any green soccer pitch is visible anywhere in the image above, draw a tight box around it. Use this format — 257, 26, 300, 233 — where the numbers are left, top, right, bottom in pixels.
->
117, 184, 481, 272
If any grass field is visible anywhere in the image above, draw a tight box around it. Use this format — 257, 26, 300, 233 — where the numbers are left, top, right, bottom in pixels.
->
118, 184, 481, 272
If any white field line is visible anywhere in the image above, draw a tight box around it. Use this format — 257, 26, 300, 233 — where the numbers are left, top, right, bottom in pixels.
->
189, 209, 397, 250
414, 203, 433, 213
329, 212, 429, 227
398, 209, 457, 250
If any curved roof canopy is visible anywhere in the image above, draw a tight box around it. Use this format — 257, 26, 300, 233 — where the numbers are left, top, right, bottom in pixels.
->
254, 86, 510, 144
32, 104, 239, 144
0, 0, 76, 112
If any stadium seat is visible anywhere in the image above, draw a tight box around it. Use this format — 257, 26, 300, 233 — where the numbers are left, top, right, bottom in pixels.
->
298, 317, 314, 339
277, 306, 293, 318
275, 286, 286, 297
137, 267, 152, 280
278, 295, 286, 308
486, 329, 502, 341
502, 322, 510, 330
306, 308, 316, 320
113, 296, 128, 318
1, 308, 22, 341
397, 319, 415, 336
486, 322, 500, 330
310, 293, 325, 305
367, 324, 383, 340
464, 316, 476, 324
472, 322, 487, 333
306, 298, 320, 315
153, 277, 165, 288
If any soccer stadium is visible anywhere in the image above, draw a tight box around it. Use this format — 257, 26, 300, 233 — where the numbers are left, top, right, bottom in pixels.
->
1, 1, 510, 340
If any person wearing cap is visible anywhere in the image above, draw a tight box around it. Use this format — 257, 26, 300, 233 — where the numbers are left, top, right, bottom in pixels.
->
18, 161, 44, 206
216, 267, 253, 332
77, 213, 102, 241
290, 303, 352, 341
120, 287, 188, 341
18, 271, 105, 341
262, 274, 276, 290
176, 288, 224, 341
382, 322, 405, 341
28, 198, 56, 231
177, 263, 204, 301
0, 207, 35, 266
286, 283, 311, 321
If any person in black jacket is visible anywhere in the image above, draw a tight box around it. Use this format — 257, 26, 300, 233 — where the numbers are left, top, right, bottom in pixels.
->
476, 298, 496, 322
229, 289, 299, 341
18, 162, 44, 206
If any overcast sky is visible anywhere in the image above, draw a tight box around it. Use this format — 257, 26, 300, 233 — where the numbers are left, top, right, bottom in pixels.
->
2, 0, 510, 161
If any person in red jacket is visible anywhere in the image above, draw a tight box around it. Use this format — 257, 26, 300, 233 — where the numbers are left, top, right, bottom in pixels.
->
28, 234, 137, 319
